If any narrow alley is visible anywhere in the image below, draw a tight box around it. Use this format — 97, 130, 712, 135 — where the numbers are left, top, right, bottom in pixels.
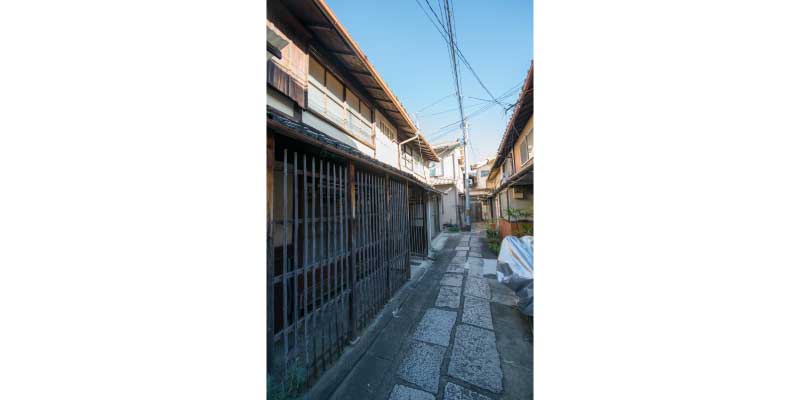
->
312, 229, 533, 400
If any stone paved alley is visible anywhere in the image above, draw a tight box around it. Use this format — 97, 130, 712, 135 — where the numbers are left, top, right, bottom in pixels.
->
311, 230, 533, 400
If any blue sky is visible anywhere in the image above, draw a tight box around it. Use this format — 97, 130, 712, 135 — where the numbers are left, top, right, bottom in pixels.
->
326, 0, 533, 162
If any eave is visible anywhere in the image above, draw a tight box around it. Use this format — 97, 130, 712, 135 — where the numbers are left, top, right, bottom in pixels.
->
279, 0, 439, 162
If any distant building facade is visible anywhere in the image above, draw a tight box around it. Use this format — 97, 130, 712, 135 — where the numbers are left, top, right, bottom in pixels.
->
468, 157, 496, 222
429, 141, 466, 228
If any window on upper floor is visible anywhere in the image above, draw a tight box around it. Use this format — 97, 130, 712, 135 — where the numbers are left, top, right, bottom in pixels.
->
480, 170, 490, 177
430, 163, 443, 177
376, 112, 397, 142
402, 145, 414, 170
308, 56, 373, 146
519, 128, 533, 164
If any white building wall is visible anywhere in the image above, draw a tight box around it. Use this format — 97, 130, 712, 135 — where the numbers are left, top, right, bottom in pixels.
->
375, 133, 398, 167
442, 152, 455, 179
374, 111, 399, 168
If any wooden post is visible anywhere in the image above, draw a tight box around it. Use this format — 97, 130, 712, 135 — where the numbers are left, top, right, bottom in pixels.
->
266, 134, 275, 375
385, 174, 391, 293
347, 161, 357, 340
405, 181, 411, 280
423, 192, 429, 256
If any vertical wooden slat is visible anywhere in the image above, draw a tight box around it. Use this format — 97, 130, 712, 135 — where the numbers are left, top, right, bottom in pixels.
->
355, 171, 361, 329
366, 172, 371, 320
386, 179, 391, 295
342, 166, 353, 337
385, 176, 390, 296
266, 135, 275, 375
292, 152, 299, 364
311, 157, 317, 375
405, 182, 410, 280
332, 164, 340, 353
363, 172, 369, 321
322, 160, 329, 367
381, 176, 388, 303
326, 161, 333, 364
369, 174, 379, 316
347, 162, 356, 339
339, 165, 347, 341
363, 172, 369, 325
302, 154, 309, 371
282, 148, 289, 376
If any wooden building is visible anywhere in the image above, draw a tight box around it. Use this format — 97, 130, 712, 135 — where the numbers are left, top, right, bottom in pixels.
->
267, 0, 443, 387
487, 62, 534, 238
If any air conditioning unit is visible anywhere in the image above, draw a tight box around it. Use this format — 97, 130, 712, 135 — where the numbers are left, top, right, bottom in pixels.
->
512, 187, 525, 199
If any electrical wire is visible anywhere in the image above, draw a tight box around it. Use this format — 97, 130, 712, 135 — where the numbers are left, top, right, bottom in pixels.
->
415, 92, 456, 113
419, 0, 505, 108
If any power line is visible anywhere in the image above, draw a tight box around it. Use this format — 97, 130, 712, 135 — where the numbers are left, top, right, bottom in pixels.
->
417, 99, 487, 118
425, 82, 524, 138
415, 92, 456, 113
418, 0, 504, 108
441, 0, 466, 133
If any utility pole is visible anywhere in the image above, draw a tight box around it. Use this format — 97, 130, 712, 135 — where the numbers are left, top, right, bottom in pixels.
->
462, 122, 471, 231
442, 0, 470, 231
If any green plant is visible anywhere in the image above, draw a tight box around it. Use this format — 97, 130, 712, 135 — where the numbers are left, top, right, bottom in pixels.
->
515, 223, 533, 237
447, 226, 459, 232
486, 227, 499, 240
488, 241, 500, 255
505, 207, 532, 222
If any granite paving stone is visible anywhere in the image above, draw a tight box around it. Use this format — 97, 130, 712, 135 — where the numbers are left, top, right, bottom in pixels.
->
467, 264, 482, 277
462, 295, 493, 330
452, 256, 467, 263
464, 277, 491, 299
412, 308, 458, 346
455, 246, 470, 251
443, 382, 491, 400
467, 257, 483, 266
446, 265, 465, 274
435, 286, 462, 309
440, 274, 464, 287
398, 341, 447, 393
481, 259, 497, 276
456, 250, 467, 257
389, 384, 436, 400
447, 324, 503, 393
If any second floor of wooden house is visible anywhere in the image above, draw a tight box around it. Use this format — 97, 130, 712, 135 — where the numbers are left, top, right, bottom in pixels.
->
267, 0, 438, 182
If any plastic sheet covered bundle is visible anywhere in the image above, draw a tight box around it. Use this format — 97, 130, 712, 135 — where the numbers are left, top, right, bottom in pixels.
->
496, 236, 534, 316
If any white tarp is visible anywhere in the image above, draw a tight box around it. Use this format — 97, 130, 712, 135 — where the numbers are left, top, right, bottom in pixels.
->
496, 235, 533, 316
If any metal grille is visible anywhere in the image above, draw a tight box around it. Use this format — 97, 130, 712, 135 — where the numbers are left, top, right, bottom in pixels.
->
386, 179, 411, 295
268, 134, 414, 387
352, 171, 385, 330
409, 189, 428, 257
269, 142, 350, 383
